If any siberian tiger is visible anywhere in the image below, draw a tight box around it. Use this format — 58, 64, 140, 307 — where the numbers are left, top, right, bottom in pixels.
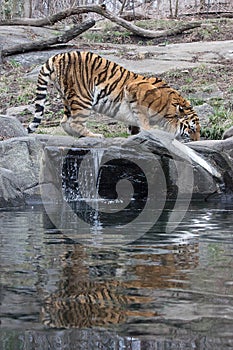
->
28, 51, 200, 140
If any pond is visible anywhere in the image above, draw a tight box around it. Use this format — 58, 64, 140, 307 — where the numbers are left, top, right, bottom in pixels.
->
1, 201, 233, 349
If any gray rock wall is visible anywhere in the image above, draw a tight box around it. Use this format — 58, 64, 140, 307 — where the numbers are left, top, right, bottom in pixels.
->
0, 116, 43, 206
0, 115, 232, 207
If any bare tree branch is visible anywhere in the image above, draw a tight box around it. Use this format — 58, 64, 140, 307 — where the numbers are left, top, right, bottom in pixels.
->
1, 19, 95, 57
0, 5, 202, 39
180, 11, 233, 18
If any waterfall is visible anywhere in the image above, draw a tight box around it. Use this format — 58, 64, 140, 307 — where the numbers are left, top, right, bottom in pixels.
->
62, 148, 105, 239
62, 148, 104, 203
78, 148, 104, 201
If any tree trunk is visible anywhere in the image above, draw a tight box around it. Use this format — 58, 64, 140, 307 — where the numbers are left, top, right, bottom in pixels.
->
200, 0, 206, 11
119, 0, 127, 15
175, 0, 179, 18
24, 0, 32, 18
169, 0, 173, 17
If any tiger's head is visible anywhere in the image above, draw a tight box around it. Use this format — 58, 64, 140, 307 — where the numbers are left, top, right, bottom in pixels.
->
174, 99, 201, 141
125, 81, 201, 141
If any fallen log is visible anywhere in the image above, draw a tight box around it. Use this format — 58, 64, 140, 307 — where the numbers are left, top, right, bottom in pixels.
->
1, 19, 95, 57
0, 5, 201, 39
180, 11, 233, 18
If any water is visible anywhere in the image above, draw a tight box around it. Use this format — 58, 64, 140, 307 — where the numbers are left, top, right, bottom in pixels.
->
1, 202, 233, 349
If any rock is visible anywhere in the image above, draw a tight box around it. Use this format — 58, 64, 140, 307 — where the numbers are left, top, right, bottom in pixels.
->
193, 103, 214, 127
24, 66, 41, 82
0, 167, 24, 207
0, 136, 43, 206
188, 137, 233, 199
223, 126, 233, 140
130, 131, 231, 201
191, 83, 224, 101
38, 130, 233, 205
189, 137, 233, 160
1, 26, 59, 48
0, 114, 27, 139
0, 124, 232, 208
6, 105, 34, 124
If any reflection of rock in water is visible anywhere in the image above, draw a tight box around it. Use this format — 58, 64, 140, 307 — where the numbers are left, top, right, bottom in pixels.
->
41, 243, 198, 328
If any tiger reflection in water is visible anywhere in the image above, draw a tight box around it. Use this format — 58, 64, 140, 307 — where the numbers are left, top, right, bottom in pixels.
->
41, 243, 198, 328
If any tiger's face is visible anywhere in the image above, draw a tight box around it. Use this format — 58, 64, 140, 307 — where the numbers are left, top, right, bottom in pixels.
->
127, 82, 201, 141
175, 100, 201, 141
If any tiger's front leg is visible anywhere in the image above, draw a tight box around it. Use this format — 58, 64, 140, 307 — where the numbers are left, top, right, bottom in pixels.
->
60, 101, 103, 138
124, 83, 151, 131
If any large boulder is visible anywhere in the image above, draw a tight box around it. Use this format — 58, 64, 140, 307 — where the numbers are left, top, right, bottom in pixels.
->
189, 137, 233, 161
38, 130, 233, 203
0, 122, 232, 207
223, 126, 233, 140
0, 167, 24, 207
6, 105, 34, 125
193, 103, 214, 127
33, 130, 232, 245
0, 114, 27, 139
0, 136, 43, 206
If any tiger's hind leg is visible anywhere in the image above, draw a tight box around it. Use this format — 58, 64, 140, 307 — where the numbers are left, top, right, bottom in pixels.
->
60, 102, 103, 138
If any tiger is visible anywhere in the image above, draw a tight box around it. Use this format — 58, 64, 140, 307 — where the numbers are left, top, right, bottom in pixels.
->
28, 51, 200, 141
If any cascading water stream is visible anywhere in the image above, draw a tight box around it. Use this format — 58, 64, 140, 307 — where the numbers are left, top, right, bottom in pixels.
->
62, 148, 104, 202
62, 148, 105, 240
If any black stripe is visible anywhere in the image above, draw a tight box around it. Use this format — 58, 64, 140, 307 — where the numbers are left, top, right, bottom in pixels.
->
90, 55, 99, 77
93, 55, 102, 72
35, 104, 44, 112
96, 68, 108, 86
84, 52, 90, 89
151, 77, 164, 85
106, 79, 121, 96
71, 100, 92, 109
97, 66, 127, 100
108, 63, 118, 79
37, 86, 46, 91
67, 51, 71, 67
33, 117, 42, 124
85, 51, 92, 67
52, 54, 59, 63
83, 52, 93, 97
41, 71, 50, 77
148, 99, 157, 109
27, 127, 34, 133
35, 93, 46, 100
120, 69, 131, 87
38, 77, 48, 85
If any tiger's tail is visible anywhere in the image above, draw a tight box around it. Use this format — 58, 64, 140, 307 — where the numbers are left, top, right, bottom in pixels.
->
28, 58, 54, 133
